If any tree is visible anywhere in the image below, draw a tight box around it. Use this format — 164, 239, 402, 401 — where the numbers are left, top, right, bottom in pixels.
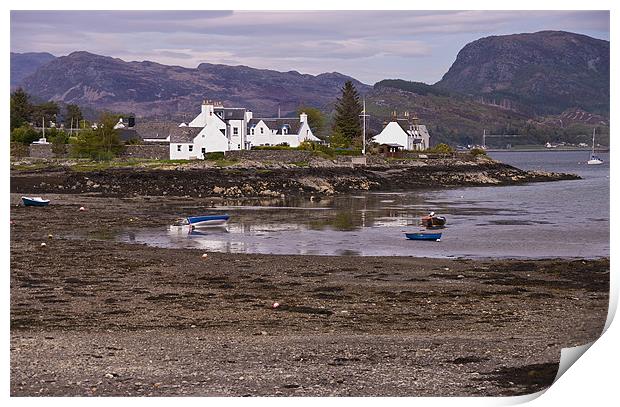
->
72, 113, 124, 160
32, 101, 60, 126
329, 128, 350, 149
297, 106, 326, 138
332, 81, 362, 145
10, 88, 33, 130
65, 104, 83, 128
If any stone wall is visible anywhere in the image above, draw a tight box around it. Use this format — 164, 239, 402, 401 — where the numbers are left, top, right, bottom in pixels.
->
120, 145, 169, 160
225, 150, 313, 163
11, 143, 30, 158
21, 144, 169, 160
29, 144, 57, 159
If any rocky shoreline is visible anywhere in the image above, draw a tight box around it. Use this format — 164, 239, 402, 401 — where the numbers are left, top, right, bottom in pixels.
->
11, 158, 579, 198
9, 193, 609, 396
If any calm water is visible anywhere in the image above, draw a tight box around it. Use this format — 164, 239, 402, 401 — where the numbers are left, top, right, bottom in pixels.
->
120, 150, 609, 259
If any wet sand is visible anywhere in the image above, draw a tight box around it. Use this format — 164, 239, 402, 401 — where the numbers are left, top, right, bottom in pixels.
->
10, 194, 609, 396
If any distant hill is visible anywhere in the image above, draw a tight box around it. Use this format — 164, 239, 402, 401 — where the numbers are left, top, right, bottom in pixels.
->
10, 52, 56, 88
434, 31, 609, 116
17, 51, 370, 119
12, 30, 609, 146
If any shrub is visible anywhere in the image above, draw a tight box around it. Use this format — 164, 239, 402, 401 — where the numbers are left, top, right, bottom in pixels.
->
71, 115, 124, 160
470, 148, 487, 156
426, 143, 453, 154
10, 125, 40, 144
205, 151, 225, 160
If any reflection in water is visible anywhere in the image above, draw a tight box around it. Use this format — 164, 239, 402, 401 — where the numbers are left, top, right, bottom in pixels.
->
115, 152, 608, 259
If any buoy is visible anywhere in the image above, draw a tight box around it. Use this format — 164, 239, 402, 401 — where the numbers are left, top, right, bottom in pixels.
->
272, 302, 280, 309
79, 206, 86, 211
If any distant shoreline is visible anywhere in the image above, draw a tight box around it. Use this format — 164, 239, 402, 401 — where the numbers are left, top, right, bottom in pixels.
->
486, 148, 610, 153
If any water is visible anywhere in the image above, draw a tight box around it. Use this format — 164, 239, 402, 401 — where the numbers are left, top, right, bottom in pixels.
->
119, 150, 609, 259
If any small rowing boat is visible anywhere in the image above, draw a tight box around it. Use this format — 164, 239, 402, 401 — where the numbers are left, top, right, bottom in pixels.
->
22, 196, 50, 207
187, 214, 230, 228
405, 232, 442, 241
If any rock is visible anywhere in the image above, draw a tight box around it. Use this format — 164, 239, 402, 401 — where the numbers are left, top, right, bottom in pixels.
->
213, 186, 225, 194
201, 253, 209, 259
40, 242, 47, 248
79, 206, 86, 211
47, 234, 53, 239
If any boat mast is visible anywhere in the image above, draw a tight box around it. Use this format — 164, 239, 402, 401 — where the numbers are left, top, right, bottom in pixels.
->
591, 128, 596, 155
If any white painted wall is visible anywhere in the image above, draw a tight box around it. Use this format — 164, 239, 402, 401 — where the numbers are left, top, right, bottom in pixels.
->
372, 122, 430, 151
372, 122, 409, 148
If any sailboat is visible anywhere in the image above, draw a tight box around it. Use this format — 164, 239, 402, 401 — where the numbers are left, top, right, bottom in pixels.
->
587, 128, 603, 165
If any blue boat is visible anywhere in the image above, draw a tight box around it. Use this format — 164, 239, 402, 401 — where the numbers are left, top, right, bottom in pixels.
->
405, 232, 442, 241
187, 214, 230, 228
22, 196, 50, 207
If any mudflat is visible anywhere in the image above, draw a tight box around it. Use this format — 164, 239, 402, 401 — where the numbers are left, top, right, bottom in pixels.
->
10, 194, 608, 396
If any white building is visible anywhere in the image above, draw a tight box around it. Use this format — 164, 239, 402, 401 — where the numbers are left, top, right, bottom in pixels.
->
169, 100, 320, 160
372, 118, 431, 151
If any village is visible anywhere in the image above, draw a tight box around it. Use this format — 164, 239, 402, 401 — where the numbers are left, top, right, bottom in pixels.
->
12, 82, 433, 162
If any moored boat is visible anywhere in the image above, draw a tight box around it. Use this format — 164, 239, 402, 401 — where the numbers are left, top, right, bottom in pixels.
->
421, 212, 447, 228
405, 232, 442, 241
22, 196, 50, 207
587, 128, 604, 165
187, 214, 230, 228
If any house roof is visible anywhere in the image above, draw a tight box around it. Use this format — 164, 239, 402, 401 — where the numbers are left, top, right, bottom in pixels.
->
248, 118, 302, 135
134, 122, 176, 140
214, 108, 246, 121
170, 127, 202, 143
117, 129, 139, 142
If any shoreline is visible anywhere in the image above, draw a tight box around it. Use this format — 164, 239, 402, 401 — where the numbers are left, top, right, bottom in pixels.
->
11, 157, 580, 199
10, 192, 609, 396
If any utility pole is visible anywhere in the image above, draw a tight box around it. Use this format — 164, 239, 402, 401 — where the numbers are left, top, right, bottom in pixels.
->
360, 97, 369, 155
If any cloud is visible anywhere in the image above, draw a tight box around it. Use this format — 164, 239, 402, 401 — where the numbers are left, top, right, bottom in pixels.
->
10, 10, 610, 84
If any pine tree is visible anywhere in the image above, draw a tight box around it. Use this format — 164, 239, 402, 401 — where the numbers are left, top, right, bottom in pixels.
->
332, 81, 362, 146
10, 88, 33, 130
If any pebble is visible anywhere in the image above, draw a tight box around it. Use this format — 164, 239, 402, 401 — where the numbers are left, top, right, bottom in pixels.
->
79, 207, 86, 211
201, 254, 209, 259
272, 302, 280, 309
40, 242, 47, 248
457, 275, 465, 279
104, 373, 114, 379
48, 234, 53, 239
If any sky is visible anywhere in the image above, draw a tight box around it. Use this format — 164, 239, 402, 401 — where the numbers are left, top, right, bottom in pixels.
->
10, 10, 610, 85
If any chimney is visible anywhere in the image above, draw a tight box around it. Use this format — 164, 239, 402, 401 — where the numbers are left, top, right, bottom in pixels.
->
300, 112, 308, 123
201, 100, 214, 116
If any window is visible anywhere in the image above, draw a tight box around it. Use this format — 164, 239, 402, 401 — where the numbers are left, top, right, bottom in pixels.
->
238, 144, 241, 149
306, 130, 309, 135
260, 127, 264, 134
282, 126, 288, 135
233, 127, 239, 135
189, 145, 193, 152
201, 148, 206, 154
177, 145, 182, 151
250, 128, 255, 135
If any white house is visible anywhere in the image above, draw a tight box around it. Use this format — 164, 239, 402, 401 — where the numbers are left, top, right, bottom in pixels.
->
169, 100, 320, 160
372, 118, 431, 151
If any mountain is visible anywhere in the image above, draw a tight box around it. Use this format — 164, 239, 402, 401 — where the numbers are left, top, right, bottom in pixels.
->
434, 31, 609, 116
17, 51, 370, 119
11, 52, 56, 88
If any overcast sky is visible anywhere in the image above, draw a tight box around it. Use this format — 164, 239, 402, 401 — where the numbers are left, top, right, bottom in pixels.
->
10, 10, 610, 84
